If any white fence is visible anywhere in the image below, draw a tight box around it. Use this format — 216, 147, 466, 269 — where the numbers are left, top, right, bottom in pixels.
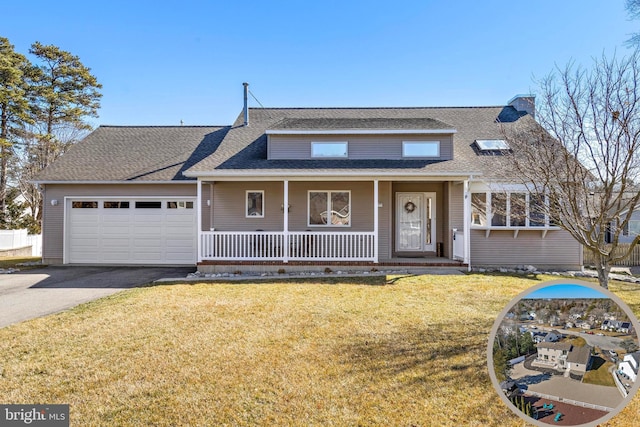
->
0, 229, 42, 256
201, 231, 376, 262
526, 390, 614, 412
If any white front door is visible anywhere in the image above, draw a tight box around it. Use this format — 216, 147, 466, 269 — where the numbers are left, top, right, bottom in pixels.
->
396, 192, 436, 252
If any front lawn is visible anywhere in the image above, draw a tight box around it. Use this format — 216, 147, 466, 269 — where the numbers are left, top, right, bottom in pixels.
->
0, 274, 638, 426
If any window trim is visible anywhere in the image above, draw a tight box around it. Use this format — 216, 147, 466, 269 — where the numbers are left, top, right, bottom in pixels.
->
246, 190, 265, 218
307, 190, 351, 227
470, 191, 561, 232
311, 141, 348, 158
402, 141, 440, 158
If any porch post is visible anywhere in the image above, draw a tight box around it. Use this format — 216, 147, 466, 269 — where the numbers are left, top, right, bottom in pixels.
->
463, 179, 471, 270
283, 179, 289, 263
373, 179, 379, 263
196, 178, 203, 263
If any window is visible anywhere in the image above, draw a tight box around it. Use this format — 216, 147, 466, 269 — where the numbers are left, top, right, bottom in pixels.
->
491, 193, 507, 226
72, 201, 98, 208
510, 193, 526, 226
311, 142, 348, 158
471, 193, 487, 226
167, 201, 194, 209
308, 191, 350, 226
402, 141, 440, 157
529, 194, 546, 227
246, 191, 264, 217
475, 139, 510, 150
135, 201, 161, 209
104, 201, 130, 209
471, 191, 554, 228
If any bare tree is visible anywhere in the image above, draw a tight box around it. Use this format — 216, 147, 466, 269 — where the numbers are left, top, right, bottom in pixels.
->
627, 0, 640, 46
502, 51, 640, 289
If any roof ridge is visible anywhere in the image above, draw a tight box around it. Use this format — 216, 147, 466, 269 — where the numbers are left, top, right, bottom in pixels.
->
247, 106, 508, 111
99, 125, 230, 128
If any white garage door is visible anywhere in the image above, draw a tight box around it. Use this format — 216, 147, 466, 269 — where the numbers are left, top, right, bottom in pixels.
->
66, 198, 197, 264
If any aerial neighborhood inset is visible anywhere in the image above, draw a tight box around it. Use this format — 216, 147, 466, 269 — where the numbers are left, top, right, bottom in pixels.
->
493, 284, 640, 425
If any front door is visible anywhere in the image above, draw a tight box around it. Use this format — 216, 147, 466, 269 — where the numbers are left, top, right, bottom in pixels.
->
396, 192, 436, 252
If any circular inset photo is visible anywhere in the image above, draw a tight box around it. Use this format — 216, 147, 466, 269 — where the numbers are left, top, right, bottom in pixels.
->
488, 279, 640, 426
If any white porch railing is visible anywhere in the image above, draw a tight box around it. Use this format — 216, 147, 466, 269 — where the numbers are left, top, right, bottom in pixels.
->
200, 231, 376, 262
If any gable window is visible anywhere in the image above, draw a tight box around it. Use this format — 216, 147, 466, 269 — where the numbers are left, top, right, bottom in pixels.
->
402, 141, 440, 157
246, 191, 264, 217
308, 191, 350, 226
311, 142, 348, 158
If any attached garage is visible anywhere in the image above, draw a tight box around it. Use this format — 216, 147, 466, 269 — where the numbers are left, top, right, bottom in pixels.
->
65, 197, 197, 264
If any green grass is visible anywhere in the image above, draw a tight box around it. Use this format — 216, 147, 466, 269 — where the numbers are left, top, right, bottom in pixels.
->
0, 273, 638, 426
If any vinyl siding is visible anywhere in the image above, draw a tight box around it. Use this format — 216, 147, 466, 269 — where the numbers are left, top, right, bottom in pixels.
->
470, 229, 581, 268
42, 183, 196, 264
448, 182, 464, 258
268, 134, 453, 160
212, 182, 284, 231
378, 181, 392, 261
212, 181, 375, 232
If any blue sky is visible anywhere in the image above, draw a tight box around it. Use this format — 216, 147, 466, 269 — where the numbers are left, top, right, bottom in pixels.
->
526, 284, 608, 299
3, 1, 636, 126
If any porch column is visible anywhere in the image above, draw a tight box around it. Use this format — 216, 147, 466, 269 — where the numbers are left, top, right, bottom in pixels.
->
373, 179, 379, 263
283, 179, 289, 263
463, 179, 471, 270
197, 178, 203, 263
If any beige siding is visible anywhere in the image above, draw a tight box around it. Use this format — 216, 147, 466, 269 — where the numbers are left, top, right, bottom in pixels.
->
287, 182, 374, 231
378, 181, 392, 261
42, 183, 196, 264
470, 229, 581, 268
212, 182, 284, 231
269, 134, 453, 160
448, 182, 464, 258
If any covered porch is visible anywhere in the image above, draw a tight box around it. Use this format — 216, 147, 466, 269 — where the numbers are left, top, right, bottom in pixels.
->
195, 177, 471, 268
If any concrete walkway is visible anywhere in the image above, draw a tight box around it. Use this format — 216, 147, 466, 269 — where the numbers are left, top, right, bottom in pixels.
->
0, 266, 193, 328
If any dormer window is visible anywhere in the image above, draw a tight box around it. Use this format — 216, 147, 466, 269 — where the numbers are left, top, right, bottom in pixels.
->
402, 141, 440, 158
311, 142, 348, 158
475, 139, 510, 151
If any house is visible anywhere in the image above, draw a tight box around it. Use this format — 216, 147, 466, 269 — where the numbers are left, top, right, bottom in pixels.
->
34, 88, 583, 270
601, 320, 633, 334
579, 321, 594, 330
533, 342, 592, 374
618, 351, 640, 382
529, 330, 561, 344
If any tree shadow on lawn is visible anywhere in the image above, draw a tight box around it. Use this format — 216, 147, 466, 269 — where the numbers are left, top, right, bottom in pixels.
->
336, 322, 489, 393
466, 272, 543, 282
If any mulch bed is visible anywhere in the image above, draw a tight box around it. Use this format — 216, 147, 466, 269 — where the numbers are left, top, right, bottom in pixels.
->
520, 394, 608, 426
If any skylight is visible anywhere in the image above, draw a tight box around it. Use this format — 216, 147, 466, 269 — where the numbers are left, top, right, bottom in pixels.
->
475, 139, 510, 150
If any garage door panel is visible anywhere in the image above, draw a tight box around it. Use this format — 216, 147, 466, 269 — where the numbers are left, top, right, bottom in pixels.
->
67, 198, 196, 264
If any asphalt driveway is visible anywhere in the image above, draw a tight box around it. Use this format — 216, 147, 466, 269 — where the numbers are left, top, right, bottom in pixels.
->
0, 266, 193, 328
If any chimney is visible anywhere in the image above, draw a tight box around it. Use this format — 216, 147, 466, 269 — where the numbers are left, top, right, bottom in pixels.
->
508, 94, 535, 118
243, 82, 249, 126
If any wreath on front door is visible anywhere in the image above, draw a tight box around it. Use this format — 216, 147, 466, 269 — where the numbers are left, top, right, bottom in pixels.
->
404, 201, 417, 213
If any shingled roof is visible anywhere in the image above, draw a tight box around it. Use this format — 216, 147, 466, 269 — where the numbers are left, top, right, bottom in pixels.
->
184, 105, 531, 178
35, 126, 229, 182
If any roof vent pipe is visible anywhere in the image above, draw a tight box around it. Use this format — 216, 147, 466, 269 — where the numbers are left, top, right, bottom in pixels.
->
243, 82, 249, 126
